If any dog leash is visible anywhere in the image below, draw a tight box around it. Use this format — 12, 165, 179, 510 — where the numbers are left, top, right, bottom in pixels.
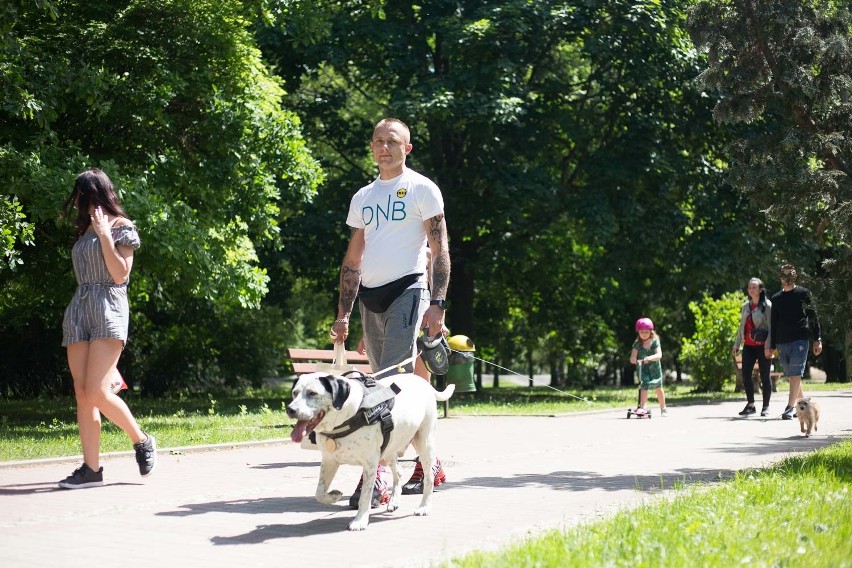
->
371, 348, 592, 404
451, 350, 594, 404
371, 354, 418, 378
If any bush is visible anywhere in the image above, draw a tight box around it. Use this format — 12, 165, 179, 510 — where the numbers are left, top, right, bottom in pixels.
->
681, 292, 742, 391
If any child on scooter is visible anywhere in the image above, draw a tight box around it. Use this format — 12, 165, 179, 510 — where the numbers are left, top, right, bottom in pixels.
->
630, 317, 667, 416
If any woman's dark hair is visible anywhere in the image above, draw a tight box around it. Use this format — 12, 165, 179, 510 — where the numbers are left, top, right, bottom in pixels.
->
757, 289, 767, 312
64, 168, 126, 238
748, 277, 767, 312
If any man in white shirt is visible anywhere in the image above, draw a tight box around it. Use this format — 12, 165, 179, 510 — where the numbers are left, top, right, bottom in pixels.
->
331, 117, 451, 509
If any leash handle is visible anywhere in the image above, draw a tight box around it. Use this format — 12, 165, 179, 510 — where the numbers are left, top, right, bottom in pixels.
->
372, 354, 417, 378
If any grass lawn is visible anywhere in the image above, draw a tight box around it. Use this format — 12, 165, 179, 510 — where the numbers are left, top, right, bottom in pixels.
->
1, 380, 850, 462
444, 438, 852, 567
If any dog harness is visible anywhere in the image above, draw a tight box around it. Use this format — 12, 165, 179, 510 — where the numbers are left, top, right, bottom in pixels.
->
318, 372, 400, 453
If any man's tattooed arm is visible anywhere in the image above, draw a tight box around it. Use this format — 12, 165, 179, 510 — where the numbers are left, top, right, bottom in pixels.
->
338, 227, 365, 319
339, 263, 361, 317
428, 214, 450, 299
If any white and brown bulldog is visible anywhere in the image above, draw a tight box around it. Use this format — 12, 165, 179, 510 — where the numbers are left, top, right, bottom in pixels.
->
286, 371, 454, 531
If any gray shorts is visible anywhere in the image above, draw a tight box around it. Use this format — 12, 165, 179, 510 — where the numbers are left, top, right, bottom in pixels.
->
62, 284, 130, 346
360, 287, 428, 377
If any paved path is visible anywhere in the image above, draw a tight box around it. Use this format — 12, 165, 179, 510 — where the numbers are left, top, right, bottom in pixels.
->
2, 391, 851, 567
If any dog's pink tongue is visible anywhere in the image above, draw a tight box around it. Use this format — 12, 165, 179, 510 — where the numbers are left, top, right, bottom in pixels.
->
291, 420, 308, 443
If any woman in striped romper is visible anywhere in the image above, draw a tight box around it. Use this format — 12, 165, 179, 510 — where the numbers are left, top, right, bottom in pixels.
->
57, 168, 157, 489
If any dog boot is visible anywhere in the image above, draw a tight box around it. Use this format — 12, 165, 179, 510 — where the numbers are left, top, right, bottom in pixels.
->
348, 465, 390, 510
402, 457, 446, 495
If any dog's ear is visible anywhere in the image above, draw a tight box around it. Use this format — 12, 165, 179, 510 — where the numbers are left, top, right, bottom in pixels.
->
319, 375, 351, 410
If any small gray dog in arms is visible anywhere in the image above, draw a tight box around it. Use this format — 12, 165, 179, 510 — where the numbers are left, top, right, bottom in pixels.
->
796, 397, 820, 437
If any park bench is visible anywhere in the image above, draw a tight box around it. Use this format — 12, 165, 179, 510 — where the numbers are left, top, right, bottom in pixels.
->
286, 347, 373, 375
733, 354, 782, 393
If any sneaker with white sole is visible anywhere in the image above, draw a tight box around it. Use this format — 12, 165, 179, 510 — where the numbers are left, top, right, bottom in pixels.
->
348, 465, 390, 509
781, 406, 795, 420
760, 406, 770, 417
738, 404, 756, 416
402, 457, 446, 495
133, 433, 157, 477
58, 463, 103, 489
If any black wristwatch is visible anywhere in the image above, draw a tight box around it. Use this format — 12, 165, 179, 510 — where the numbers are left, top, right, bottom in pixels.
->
430, 299, 447, 310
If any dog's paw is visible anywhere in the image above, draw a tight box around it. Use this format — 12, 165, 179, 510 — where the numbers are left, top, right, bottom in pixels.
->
414, 505, 432, 516
348, 516, 370, 531
387, 497, 399, 513
317, 490, 342, 504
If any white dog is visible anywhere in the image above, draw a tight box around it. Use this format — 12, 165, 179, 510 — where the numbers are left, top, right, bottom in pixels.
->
287, 372, 454, 531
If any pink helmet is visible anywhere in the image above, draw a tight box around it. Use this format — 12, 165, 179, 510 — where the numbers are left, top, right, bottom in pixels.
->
635, 317, 654, 331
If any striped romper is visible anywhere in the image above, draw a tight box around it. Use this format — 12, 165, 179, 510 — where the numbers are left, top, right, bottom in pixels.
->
62, 225, 141, 347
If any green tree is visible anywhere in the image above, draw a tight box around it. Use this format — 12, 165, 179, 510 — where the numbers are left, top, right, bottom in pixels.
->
688, 0, 852, 379
680, 292, 742, 391
0, 0, 322, 395
262, 0, 758, 384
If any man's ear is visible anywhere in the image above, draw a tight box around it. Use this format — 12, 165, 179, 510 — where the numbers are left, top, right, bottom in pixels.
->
319, 375, 351, 410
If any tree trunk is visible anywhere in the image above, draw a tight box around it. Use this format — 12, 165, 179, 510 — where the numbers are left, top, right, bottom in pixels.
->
621, 364, 635, 387
446, 240, 476, 338
844, 290, 852, 381
673, 353, 683, 383
527, 353, 534, 389
821, 339, 847, 382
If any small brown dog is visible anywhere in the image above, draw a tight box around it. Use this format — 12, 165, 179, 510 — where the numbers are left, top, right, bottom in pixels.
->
796, 397, 820, 437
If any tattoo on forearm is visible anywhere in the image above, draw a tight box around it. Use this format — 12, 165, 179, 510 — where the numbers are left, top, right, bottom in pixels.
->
428, 215, 450, 297
339, 264, 361, 314
432, 250, 450, 297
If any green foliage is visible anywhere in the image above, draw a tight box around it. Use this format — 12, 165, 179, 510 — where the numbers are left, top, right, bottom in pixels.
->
681, 292, 742, 391
0, 194, 34, 270
688, 0, 852, 351
0, 0, 322, 395
8, 0, 844, 395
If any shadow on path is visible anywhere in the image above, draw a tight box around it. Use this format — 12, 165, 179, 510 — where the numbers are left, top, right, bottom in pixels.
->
210, 513, 404, 544
0, 480, 142, 496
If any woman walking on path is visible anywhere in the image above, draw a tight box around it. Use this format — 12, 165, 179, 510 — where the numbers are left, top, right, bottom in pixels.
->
58, 168, 156, 489
732, 278, 773, 417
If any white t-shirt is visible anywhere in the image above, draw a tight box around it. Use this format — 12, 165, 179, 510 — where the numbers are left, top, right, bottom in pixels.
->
347, 167, 444, 288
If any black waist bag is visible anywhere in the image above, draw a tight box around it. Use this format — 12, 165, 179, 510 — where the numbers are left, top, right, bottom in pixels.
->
359, 273, 422, 313
750, 328, 769, 343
